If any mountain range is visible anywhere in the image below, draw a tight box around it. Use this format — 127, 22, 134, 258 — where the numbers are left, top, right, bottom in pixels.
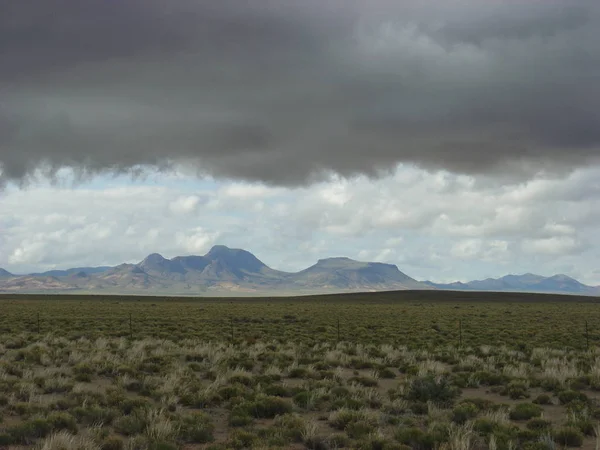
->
0, 245, 598, 296
424, 273, 600, 295
0, 245, 428, 295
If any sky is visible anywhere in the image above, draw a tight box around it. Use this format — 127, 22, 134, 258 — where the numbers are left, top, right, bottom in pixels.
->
1, 0, 599, 284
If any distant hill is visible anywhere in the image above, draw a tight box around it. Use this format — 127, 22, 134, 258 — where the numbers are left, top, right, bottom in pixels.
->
0, 245, 430, 295
30, 266, 112, 277
1, 247, 598, 296
0, 275, 75, 292
289, 257, 425, 291
425, 273, 600, 295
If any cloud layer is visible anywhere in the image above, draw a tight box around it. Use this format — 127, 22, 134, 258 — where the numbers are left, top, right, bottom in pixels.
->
2, 0, 599, 185
1, 167, 599, 284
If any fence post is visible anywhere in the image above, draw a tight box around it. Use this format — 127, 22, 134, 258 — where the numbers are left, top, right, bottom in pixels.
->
586, 320, 589, 350
37, 313, 40, 334
458, 319, 462, 348
230, 317, 234, 341
337, 317, 340, 343
129, 313, 132, 339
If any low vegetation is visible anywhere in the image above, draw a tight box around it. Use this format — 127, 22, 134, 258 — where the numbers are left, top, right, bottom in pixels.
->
1, 293, 600, 448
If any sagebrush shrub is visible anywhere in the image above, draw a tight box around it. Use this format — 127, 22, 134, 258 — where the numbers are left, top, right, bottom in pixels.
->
406, 375, 460, 407
557, 390, 588, 405
509, 403, 543, 421
177, 412, 214, 443
553, 427, 584, 447
452, 402, 478, 424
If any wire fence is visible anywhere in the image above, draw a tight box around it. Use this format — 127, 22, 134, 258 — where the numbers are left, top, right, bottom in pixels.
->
0, 313, 598, 350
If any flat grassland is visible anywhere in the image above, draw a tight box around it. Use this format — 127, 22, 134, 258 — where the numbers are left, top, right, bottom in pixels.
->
1, 291, 600, 449
2, 290, 600, 348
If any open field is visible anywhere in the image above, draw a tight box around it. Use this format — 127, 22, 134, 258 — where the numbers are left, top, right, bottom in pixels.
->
2, 291, 600, 348
2, 291, 600, 449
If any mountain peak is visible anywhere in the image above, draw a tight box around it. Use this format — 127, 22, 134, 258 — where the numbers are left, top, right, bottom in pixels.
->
142, 253, 167, 263
207, 244, 235, 255
138, 253, 186, 275
0, 268, 13, 277
314, 257, 398, 270
317, 257, 354, 263
548, 273, 576, 281
72, 271, 89, 278
205, 245, 267, 274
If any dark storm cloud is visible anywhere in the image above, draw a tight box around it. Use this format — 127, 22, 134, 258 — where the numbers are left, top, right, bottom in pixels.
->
1, 0, 599, 185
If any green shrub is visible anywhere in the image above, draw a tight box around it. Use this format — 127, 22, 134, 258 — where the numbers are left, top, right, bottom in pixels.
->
350, 359, 375, 369
357, 435, 397, 450
74, 372, 92, 382
217, 385, 245, 400
179, 390, 222, 408
570, 377, 589, 391
73, 362, 95, 376
509, 403, 543, 421
449, 373, 469, 388
504, 381, 530, 399
518, 429, 542, 442
126, 435, 150, 450
329, 409, 377, 431
349, 376, 379, 387
113, 414, 147, 436
553, 427, 584, 447
410, 402, 429, 415
228, 374, 254, 386
379, 367, 397, 379
177, 412, 214, 443
47, 411, 78, 434
273, 413, 305, 442
533, 394, 552, 405
187, 362, 202, 371
394, 427, 436, 449
567, 414, 595, 436
452, 402, 478, 424
474, 371, 508, 386
557, 390, 588, 405
246, 395, 293, 418
288, 367, 308, 378
8, 417, 52, 444
229, 429, 258, 449
406, 375, 459, 407
8, 402, 42, 417
526, 418, 552, 431
328, 433, 351, 448
109, 396, 152, 415
345, 420, 376, 439
100, 435, 126, 450
72, 406, 118, 425
304, 434, 330, 450
472, 418, 495, 434
459, 397, 493, 410
293, 391, 313, 408
0, 433, 12, 446
540, 379, 562, 392
263, 383, 291, 397
331, 386, 351, 398
332, 397, 364, 411
228, 407, 254, 427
